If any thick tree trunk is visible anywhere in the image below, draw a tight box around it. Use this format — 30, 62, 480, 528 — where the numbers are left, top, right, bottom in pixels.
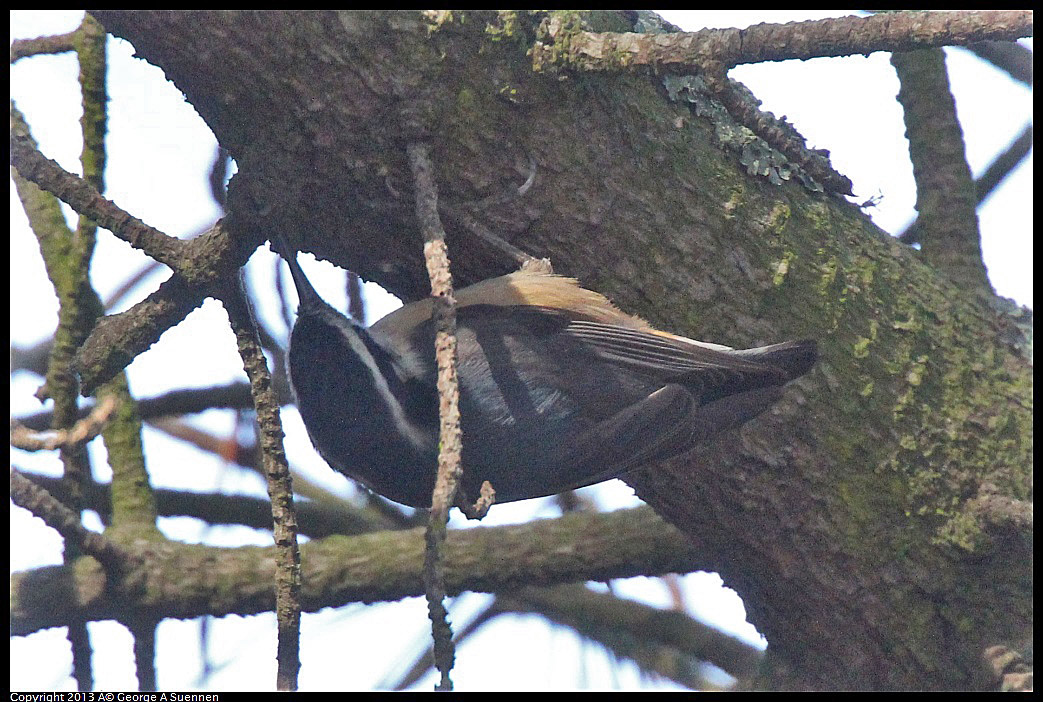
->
84, 10, 1032, 690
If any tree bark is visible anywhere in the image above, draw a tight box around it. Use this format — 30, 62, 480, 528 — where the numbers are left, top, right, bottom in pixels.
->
78, 10, 1032, 690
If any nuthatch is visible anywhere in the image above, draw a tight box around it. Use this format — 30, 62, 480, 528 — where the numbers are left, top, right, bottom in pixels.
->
279, 244, 816, 508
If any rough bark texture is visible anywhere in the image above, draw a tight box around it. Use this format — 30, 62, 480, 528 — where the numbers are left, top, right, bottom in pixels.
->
82, 10, 1031, 690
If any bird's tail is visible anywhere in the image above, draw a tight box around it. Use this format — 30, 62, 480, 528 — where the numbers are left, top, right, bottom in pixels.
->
733, 339, 818, 380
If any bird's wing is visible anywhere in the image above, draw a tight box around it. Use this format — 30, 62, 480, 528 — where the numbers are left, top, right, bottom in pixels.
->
447, 305, 810, 400
556, 318, 803, 399
554, 383, 699, 489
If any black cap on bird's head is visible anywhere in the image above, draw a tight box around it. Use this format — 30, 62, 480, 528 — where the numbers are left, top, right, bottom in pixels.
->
272, 236, 817, 510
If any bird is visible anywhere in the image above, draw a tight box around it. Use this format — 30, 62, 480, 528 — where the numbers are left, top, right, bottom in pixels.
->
278, 243, 817, 509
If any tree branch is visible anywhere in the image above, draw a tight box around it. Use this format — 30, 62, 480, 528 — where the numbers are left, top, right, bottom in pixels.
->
899, 124, 1033, 245
533, 10, 1033, 72
11, 394, 118, 451
10, 115, 184, 270
11, 468, 134, 575
11, 506, 697, 636
218, 277, 302, 692
892, 48, 993, 299
407, 136, 465, 691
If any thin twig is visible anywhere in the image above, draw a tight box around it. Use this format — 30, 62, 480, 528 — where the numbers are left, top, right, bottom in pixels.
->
10, 30, 78, 62
13, 57, 105, 689
10, 115, 185, 270
441, 204, 550, 272
218, 275, 302, 692
103, 260, 164, 310
11, 394, 118, 451
966, 40, 1033, 87
21, 469, 411, 538
390, 600, 500, 690
407, 138, 463, 692
10, 468, 133, 573
15, 381, 259, 432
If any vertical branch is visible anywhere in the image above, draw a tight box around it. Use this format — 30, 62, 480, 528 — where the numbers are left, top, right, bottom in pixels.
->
10, 16, 112, 685
79, 15, 158, 540
77, 19, 165, 692
219, 275, 302, 692
10, 112, 94, 500
899, 125, 1033, 245
407, 139, 464, 692
891, 48, 994, 300
101, 373, 158, 532
12, 464, 155, 693
128, 619, 159, 692
76, 14, 107, 205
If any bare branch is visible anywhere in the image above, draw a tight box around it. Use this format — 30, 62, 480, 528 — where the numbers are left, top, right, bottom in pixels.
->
407, 137, 464, 692
10, 467, 133, 574
10, 30, 78, 62
12, 506, 699, 636
10, 115, 185, 270
11, 394, 118, 451
899, 124, 1033, 245
534, 10, 1033, 73
892, 48, 993, 299
218, 277, 302, 692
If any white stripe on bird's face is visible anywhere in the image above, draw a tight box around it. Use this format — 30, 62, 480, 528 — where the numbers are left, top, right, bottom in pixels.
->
342, 321, 434, 452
